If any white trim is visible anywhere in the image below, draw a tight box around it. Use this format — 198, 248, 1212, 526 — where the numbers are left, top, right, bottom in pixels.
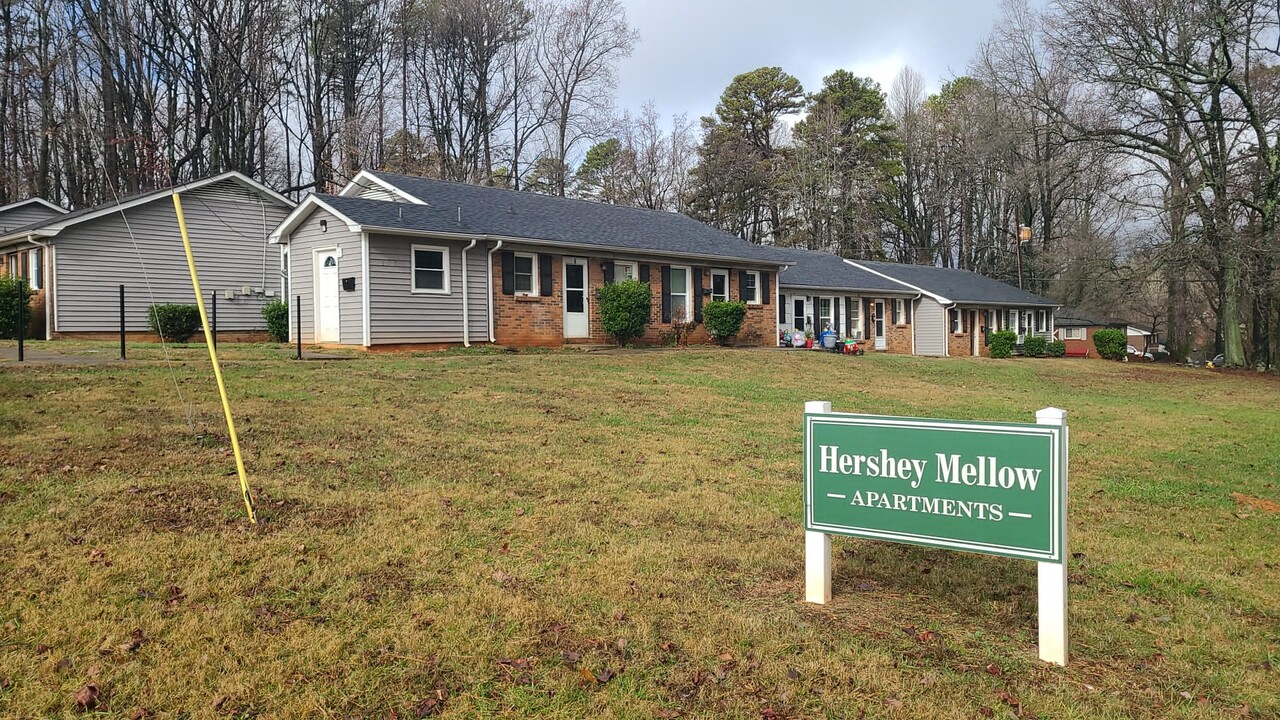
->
669, 264, 693, 322
410, 243, 451, 294
313, 247, 341, 343
710, 268, 730, 302
0, 171, 292, 246
513, 251, 538, 295
742, 270, 761, 304
614, 260, 639, 282
337, 170, 428, 204
270, 194, 363, 243
0, 197, 66, 215
487, 240, 503, 342
843, 259, 951, 304
893, 298, 906, 325
361, 233, 371, 347
562, 256, 590, 339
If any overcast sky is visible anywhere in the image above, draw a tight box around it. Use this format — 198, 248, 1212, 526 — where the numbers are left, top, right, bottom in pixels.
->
614, 0, 1006, 121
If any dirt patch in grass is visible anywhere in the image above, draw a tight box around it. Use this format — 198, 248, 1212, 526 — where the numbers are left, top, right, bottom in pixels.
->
1232, 492, 1280, 514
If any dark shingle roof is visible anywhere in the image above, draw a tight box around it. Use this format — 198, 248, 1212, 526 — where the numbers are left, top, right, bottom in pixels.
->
1054, 309, 1111, 327
325, 172, 787, 264
773, 247, 913, 293
853, 260, 1058, 307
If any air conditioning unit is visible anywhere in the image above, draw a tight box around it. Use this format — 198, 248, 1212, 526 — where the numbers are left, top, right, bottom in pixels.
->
264, 289, 275, 297
222, 290, 234, 300
241, 285, 252, 295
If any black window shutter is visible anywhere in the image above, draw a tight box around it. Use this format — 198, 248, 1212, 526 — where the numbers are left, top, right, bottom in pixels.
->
639, 264, 650, 282
906, 299, 913, 324
833, 295, 840, 333
501, 251, 515, 295
738, 270, 749, 301
865, 299, 873, 339
761, 271, 771, 304
844, 297, 853, 336
603, 260, 614, 284
538, 254, 553, 296
660, 265, 672, 323
963, 309, 970, 334
693, 268, 704, 323
779, 294, 787, 323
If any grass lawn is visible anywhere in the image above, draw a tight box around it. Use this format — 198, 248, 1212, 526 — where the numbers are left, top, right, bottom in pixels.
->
1, 343, 1277, 719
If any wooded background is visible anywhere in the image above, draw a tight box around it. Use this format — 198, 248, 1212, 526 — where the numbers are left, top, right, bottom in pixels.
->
1, 0, 1275, 367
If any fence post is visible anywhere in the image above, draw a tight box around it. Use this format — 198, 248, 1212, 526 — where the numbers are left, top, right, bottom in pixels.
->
119, 284, 126, 360
211, 290, 217, 349
295, 294, 302, 360
16, 280, 25, 362
804, 399, 833, 604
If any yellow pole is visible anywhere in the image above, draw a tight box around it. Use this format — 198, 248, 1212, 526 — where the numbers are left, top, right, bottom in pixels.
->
172, 192, 257, 523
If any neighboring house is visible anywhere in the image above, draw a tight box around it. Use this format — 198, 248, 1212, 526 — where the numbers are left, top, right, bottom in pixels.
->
1054, 310, 1162, 358
846, 261, 1059, 357
0, 172, 293, 340
1, 198, 68, 338
774, 247, 919, 352
270, 170, 790, 349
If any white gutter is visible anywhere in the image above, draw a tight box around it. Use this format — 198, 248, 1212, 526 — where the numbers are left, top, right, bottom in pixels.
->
487, 239, 503, 342
460, 238, 478, 347
775, 264, 788, 347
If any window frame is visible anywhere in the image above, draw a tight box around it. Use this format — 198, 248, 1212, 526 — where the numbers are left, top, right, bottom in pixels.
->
27, 247, 42, 290
950, 308, 963, 334
817, 296, 834, 332
669, 265, 692, 322
410, 244, 451, 294
613, 260, 638, 282
1036, 309, 1047, 333
893, 298, 906, 325
513, 251, 538, 296
847, 298, 862, 338
710, 269, 729, 302
1063, 327, 1085, 340
742, 270, 761, 305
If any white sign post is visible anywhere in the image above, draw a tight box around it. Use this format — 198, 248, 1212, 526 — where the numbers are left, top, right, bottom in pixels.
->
1035, 407, 1069, 666
802, 402, 1070, 667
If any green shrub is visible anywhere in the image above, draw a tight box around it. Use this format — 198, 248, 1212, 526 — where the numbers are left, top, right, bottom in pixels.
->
703, 300, 747, 345
147, 303, 202, 343
596, 279, 651, 345
1093, 327, 1127, 360
989, 330, 1017, 358
0, 276, 31, 339
263, 298, 290, 342
1046, 340, 1066, 357
1023, 335, 1048, 357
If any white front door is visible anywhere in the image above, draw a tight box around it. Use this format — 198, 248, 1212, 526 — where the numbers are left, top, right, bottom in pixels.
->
315, 250, 340, 343
874, 300, 886, 350
563, 257, 589, 338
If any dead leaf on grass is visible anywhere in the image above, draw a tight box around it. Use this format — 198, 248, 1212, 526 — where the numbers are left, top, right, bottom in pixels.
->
985, 663, 1002, 676
74, 683, 100, 710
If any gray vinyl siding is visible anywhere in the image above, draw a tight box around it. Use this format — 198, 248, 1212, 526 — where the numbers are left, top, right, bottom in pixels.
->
368, 234, 489, 344
0, 204, 63, 232
52, 179, 290, 332
914, 298, 947, 356
286, 207, 364, 345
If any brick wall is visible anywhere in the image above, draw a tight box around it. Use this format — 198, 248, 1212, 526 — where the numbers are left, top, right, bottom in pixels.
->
945, 307, 990, 358
492, 248, 777, 347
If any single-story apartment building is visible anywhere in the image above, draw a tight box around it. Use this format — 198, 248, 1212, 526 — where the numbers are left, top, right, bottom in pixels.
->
774, 247, 919, 352
1, 198, 69, 337
270, 170, 791, 348
844, 260, 1059, 357
1055, 309, 1162, 358
0, 172, 294, 340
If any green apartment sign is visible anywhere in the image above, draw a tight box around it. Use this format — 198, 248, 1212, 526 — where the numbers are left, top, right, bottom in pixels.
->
804, 411, 1066, 563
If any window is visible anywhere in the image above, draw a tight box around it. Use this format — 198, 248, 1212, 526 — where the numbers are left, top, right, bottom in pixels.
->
669, 266, 691, 321
818, 297, 833, 331
847, 299, 862, 338
614, 261, 638, 281
411, 245, 449, 293
1036, 310, 1047, 333
1063, 327, 1084, 340
742, 270, 760, 304
514, 252, 536, 295
711, 269, 729, 302
950, 308, 963, 334
28, 248, 42, 290
893, 298, 906, 325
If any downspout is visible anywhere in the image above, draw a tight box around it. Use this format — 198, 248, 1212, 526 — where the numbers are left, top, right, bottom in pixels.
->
487, 239, 503, 342
775, 264, 788, 347
29, 234, 52, 340
943, 301, 958, 357
460, 237, 478, 347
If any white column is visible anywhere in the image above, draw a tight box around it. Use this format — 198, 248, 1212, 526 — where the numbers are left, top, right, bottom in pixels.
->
804, 400, 833, 604
1036, 406, 1068, 666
